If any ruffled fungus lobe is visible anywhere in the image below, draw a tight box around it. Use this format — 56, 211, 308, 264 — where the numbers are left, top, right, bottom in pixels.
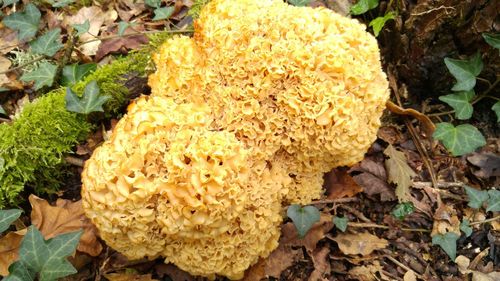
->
82, 0, 389, 279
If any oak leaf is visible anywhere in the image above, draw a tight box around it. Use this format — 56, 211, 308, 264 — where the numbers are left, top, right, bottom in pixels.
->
29, 195, 102, 256
384, 144, 416, 202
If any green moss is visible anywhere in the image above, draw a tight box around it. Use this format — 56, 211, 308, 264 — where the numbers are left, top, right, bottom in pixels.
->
0, 52, 152, 208
0, 91, 91, 208
147, 31, 174, 52
188, 0, 211, 19
71, 52, 150, 115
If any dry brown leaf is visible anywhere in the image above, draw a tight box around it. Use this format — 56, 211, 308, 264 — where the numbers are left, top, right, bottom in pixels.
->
0, 27, 19, 55
115, 0, 147, 21
308, 247, 330, 281
378, 125, 404, 145
350, 158, 396, 201
353, 173, 395, 201
0, 229, 26, 276
431, 203, 460, 236
105, 272, 159, 281
63, 7, 118, 56
29, 194, 103, 256
333, 232, 388, 256
282, 214, 333, 252
325, 168, 363, 199
472, 271, 500, 281
347, 261, 384, 281
265, 246, 302, 278
467, 153, 500, 178
384, 144, 416, 202
0, 56, 12, 87
403, 269, 417, 281
243, 215, 329, 280
155, 264, 196, 281
95, 32, 148, 61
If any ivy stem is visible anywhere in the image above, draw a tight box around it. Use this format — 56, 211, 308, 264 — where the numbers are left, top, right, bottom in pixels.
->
471, 76, 500, 105
428, 76, 500, 117
469, 215, 500, 226
0, 56, 45, 75
54, 33, 78, 87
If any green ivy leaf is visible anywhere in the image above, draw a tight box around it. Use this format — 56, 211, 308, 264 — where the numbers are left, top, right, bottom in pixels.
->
145, 0, 161, 8
369, 11, 396, 37
482, 33, 500, 49
61, 63, 97, 86
152, 7, 175, 21
432, 232, 459, 260
351, 0, 379, 15
438, 90, 475, 120
492, 102, 500, 123
65, 81, 110, 114
391, 202, 415, 220
288, 0, 311, 6
486, 189, 500, 212
433, 123, 486, 156
332, 216, 348, 232
287, 204, 320, 238
73, 20, 90, 37
444, 53, 483, 92
0, 105, 6, 115
460, 219, 473, 237
20, 62, 57, 90
2, 3, 41, 41
30, 28, 63, 57
117, 21, 129, 36
2, 0, 19, 8
5, 261, 35, 281
5, 226, 82, 281
464, 185, 489, 209
0, 209, 22, 234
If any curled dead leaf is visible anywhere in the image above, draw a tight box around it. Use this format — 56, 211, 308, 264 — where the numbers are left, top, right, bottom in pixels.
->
29, 194, 102, 256
431, 203, 460, 236
350, 158, 396, 201
0, 229, 26, 276
333, 232, 388, 256
347, 261, 384, 281
325, 168, 363, 199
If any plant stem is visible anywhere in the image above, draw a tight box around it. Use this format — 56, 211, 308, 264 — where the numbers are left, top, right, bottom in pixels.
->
469, 215, 500, 226
347, 222, 431, 233
0, 56, 45, 75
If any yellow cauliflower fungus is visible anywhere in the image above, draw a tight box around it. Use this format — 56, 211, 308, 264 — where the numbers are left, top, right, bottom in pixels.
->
82, 0, 389, 279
